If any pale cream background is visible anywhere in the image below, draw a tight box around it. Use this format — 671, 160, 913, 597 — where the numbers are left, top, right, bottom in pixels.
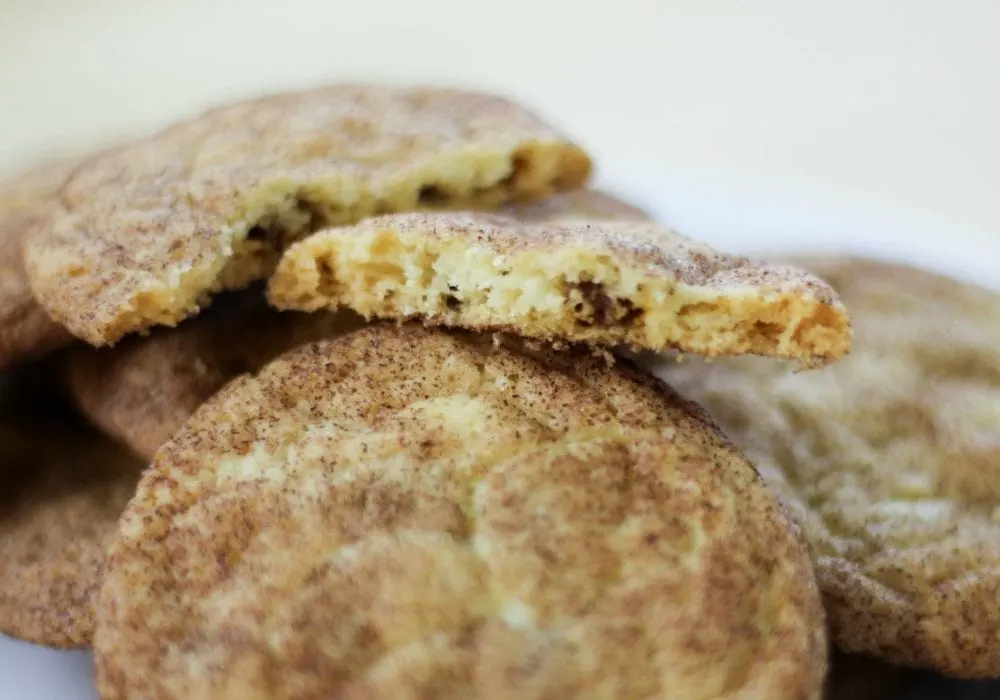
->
2, 0, 1000, 286
0, 2, 999, 697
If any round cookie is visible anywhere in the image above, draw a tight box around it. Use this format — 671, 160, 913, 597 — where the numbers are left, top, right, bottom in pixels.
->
659, 256, 1000, 677
0, 160, 78, 368
64, 290, 363, 459
269, 213, 851, 366
94, 324, 827, 700
0, 410, 144, 647
24, 85, 591, 347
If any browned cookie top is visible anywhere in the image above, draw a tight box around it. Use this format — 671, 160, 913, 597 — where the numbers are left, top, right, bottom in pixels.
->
24, 85, 591, 346
94, 324, 826, 700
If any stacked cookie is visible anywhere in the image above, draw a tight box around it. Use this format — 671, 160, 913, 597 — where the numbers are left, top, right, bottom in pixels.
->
0, 84, 995, 699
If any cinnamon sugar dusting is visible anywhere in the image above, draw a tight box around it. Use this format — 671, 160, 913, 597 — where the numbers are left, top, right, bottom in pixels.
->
94, 324, 826, 700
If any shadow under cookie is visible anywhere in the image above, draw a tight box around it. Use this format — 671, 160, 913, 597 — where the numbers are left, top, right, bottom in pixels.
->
64, 288, 364, 460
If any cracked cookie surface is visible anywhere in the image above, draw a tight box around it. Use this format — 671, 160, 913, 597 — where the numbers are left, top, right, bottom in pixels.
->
24, 85, 591, 346
659, 256, 1000, 677
268, 213, 851, 365
94, 324, 826, 700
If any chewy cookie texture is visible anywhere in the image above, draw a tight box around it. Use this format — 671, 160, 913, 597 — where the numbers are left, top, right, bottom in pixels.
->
660, 257, 1000, 678
93, 324, 826, 700
269, 213, 852, 366
23, 85, 591, 346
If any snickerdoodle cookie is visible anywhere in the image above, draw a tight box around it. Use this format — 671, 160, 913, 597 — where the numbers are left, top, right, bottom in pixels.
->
661, 256, 1000, 677
269, 215, 851, 365
94, 324, 826, 699
25, 86, 590, 346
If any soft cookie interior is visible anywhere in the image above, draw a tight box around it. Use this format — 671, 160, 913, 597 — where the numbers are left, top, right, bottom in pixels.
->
269, 215, 851, 365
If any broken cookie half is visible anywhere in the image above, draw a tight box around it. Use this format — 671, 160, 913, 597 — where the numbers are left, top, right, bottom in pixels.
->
268, 212, 852, 365
23, 85, 590, 346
